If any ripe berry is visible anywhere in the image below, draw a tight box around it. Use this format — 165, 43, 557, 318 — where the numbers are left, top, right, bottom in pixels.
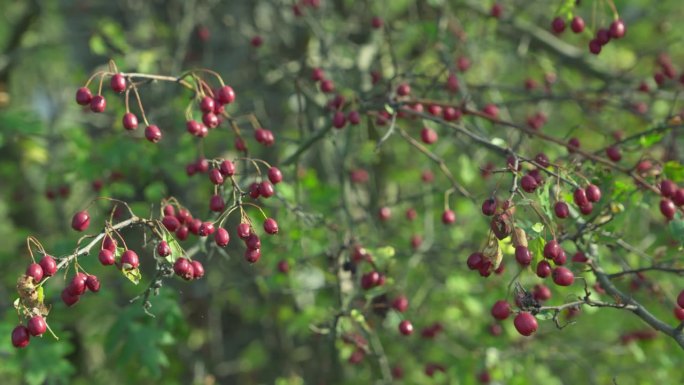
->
186, 120, 202, 136
467, 252, 484, 270
210, 194, 225, 212
90, 95, 106, 113
606, 146, 622, 162
216, 85, 236, 105
71, 210, 90, 232
536, 260, 552, 278
199, 96, 215, 113
554, 202, 570, 218
573, 188, 588, 207
660, 179, 677, 198
552, 267, 574, 286
543, 240, 562, 260
396, 83, 411, 97
311, 68, 324, 82
609, 19, 626, 39
674, 307, 684, 321
392, 295, 409, 312
405, 208, 417, 221
27, 315, 47, 337
514, 312, 538, 336
86, 275, 100, 292
482, 104, 499, 119
515, 245, 532, 266
660, 199, 676, 220
145, 125, 162, 143
208, 169, 224, 185
39, 255, 57, 277
446, 74, 459, 93
174, 258, 194, 280
420, 127, 438, 144
586, 184, 602, 202
277, 260, 290, 273
11, 325, 30, 348
215, 228, 230, 247
347, 111, 361, 125
553, 250, 567, 265
320, 79, 335, 93
490, 3, 502, 18
551, 17, 566, 34
199, 222, 215, 236
371, 16, 383, 29
491, 300, 511, 320
119, 113, 138, 131
398, 320, 413, 336
99, 249, 115, 265
443, 106, 461, 121
332, 111, 346, 129
157, 241, 171, 257
203, 112, 219, 128
121, 250, 140, 270
520, 175, 538, 193
482, 198, 497, 216
441, 209, 456, 224
162, 215, 180, 232
571, 16, 585, 33
672, 189, 684, 206
110, 73, 126, 93
533, 284, 552, 301
572, 251, 588, 263
76, 87, 93, 105
589, 39, 602, 55
264, 218, 279, 234
237, 223, 252, 239
579, 203, 593, 215
245, 234, 262, 251
245, 248, 261, 263
361, 271, 380, 289
457, 57, 471, 72
218, 160, 236, 177
26, 263, 44, 283
259, 181, 275, 198
67, 272, 88, 296
597, 28, 611, 45
191, 260, 204, 279
378, 207, 392, 221
411, 234, 423, 249
61, 289, 80, 306
250, 35, 263, 47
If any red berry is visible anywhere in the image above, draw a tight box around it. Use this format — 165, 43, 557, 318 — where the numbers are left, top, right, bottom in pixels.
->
536, 260, 552, 278
677, 290, 684, 308
554, 201, 570, 218
515, 245, 532, 266
589, 39, 602, 55
443, 106, 461, 121
199, 96, 215, 113
157, 241, 171, 257
39, 255, 57, 277
396, 83, 411, 97
259, 181, 275, 198
551, 17, 566, 34
11, 325, 30, 348
122, 112, 138, 130
277, 260, 290, 273
174, 258, 194, 280
552, 267, 574, 286
215, 228, 230, 247
579, 202, 593, 215
609, 19, 626, 39
441, 209, 456, 224
264, 218, 279, 234
543, 240, 562, 260
398, 320, 413, 336
121, 250, 140, 270
660, 179, 677, 198
482, 198, 497, 216
202, 112, 219, 128
491, 300, 511, 320
571, 16, 585, 33
586, 184, 602, 202
320, 79, 334, 93
674, 307, 684, 321
405, 208, 417, 221
210, 194, 225, 212
348, 111, 361, 125
311, 68, 324, 82
514, 312, 538, 336
26, 263, 44, 283
219, 160, 236, 177
392, 295, 409, 312
606, 146, 622, 162
216, 85, 236, 105
67, 272, 88, 296
245, 248, 261, 263
420, 127, 438, 144
27, 315, 47, 337
597, 29, 611, 45
573, 188, 589, 207
71, 210, 90, 232
533, 284, 552, 301
99, 249, 115, 265
90, 95, 106, 113
250, 35, 263, 47
76, 87, 93, 105
520, 175, 538, 193
145, 125, 162, 143
446, 74, 459, 93
490, 3, 502, 18
457, 57, 471, 72
191, 260, 204, 279
110, 73, 126, 93
162, 215, 180, 232
378, 207, 391, 221
660, 199, 677, 220
199, 222, 215, 236
61, 288, 80, 307
86, 275, 100, 292
467, 252, 484, 270
572, 251, 588, 263
237, 223, 252, 239
672, 189, 684, 206
482, 103, 499, 119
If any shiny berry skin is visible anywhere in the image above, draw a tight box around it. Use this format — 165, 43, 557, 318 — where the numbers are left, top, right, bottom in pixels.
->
202, 112, 219, 128
76, 87, 93, 105
467, 252, 484, 270
259, 181, 275, 198
609, 19, 626, 39
122, 113, 139, 130
27, 315, 47, 337
606, 146, 622, 161
482, 198, 497, 216
554, 202, 570, 218
11, 325, 30, 348
157, 241, 171, 257
245, 234, 261, 250
398, 320, 414, 336
210, 194, 225, 212
216, 85, 236, 104
443, 106, 461, 121
491, 300, 511, 320
215, 228, 230, 247
86, 275, 100, 292
162, 215, 180, 232
514, 312, 538, 336
39, 255, 57, 277
71, 210, 90, 232
145, 125, 162, 143
61, 288, 80, 306
267, 167, 282, 184
174, 258, 194, 280
520, 175, 538, 193
660, 199, 677, 220
421, 127, 438, 144
586, 184, 602, 202
442, 210, 456, 224
219, 160, 236, 176
320, 79, 334, 93
579, 202, 593, 215
674, 307, 684, 321
26, 263, 44, 283
553, 250, 567, 265
198, 222, 215, 236
536, 260, 552, 278
348, 111, 361, 125
121, 250, 140, 270
572, 251, 588, 263
245, 248, 261, 263
191, 260, 204, 279
264, 218, 279, 234
515, 245, 532, 266
673, 189, 684, 206
249, 183, 259, 198
571, 16, 585, 33
199, 96, 215, 113
596, 29, 611, 45
237, 223, 252, 239
482, 103, 499, 119
90, 95, 106, 113
543, 240, 562, 260
396, 83, 411, 97
392, 295, 409, 312
110, 73, 126, 93
208, 169, 224, 185
551, 17, 566, 34
361, 271, 380, 289
311, 68, 324, 82
660, 179, 677, 197
332, 111, 346, 129
533, 284, 552, 301
589, 39, 602, 55
552, 266, 574, 286
99, 249, 115, 265
186, 120, 202, 136
67, 272, 88, 296
573, 188, 589, 207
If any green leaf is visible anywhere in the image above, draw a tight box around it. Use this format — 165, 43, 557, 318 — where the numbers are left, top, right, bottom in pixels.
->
122, 268, 142, 285
161, 230, 183, 263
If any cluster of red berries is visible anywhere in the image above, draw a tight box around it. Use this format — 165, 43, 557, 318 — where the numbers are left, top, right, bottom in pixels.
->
551, 15, 585, 35
588, 19, 626, 55
658, 179, 684, 220
11, 315, 47, 348
184, 86, 236, 138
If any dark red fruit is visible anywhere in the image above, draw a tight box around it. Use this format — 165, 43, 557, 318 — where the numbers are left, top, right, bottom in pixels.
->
361, 271, 380, 289
551, 17, 566, 34
86, 275, 100, 292
609, 19, 626, 39
398, 320, 413, 336
110, 74, 126, 93
536, 260, 552, 278
237, 223, 252, 239
677, 290, 684, 308
39, 255, 57, 277
277, 260, 289, 273
660, 179, 677, 197
589, 39, 602, 55
202, 112, 219, 128
515, 245, 532, 266
673, 189, 684, 206
245, 233, 261, 250
162, 215, 180, 232
371, 16, 383, 29
11, 325, 30, 348
122, 113, 138, 130
67, 272, 88, 296
210, 194, 225, 212
606, 146, 622, 162
543, 240, 561, 260
199, 96, 215, 113
157, 241, 171, 257
145, 125, 162, 143
586, 184, 602, 202
553, 250, 567, 265
490, 3, 502, 18
573, 188, 589, 206
191, 260, 204, 279
396, 83, 411, 97
520, 175, 538, 193
467, 252, 484, 270
27, 315, 47, 336
597, 29, 611, 45
420, 127, 438, 144
533, 284, 552, 301
215, 228, 230, 247
61, 289, 80, 306
572, 251, 588, 263
392, 295, 409, 312
660, 199, 676, 220
26, 263, 44, 283
209, 169, 224, 185
219, 160, 236, 176
491, 300, 511, 320
76, 87, 93, 105
348, 111, 361, 125
441, 209, 456, 224
567, 137, 581, 152
554, 202, 570, 218
674, 307, 684, 321
482, 104, 499, 119
121, 250, 140, 269
514, 312, 538, 336
71, 210, 91, 232
216, 85, 236, 104
264, 218, 279, 234
245, 248, 261, 263
579, 203, 593, 215
99, 249, 115, 265
320, 79, 334, 93
571, 16, 585, 33
482, 198, 497, 216
552, 267, 574, 286
268, 167, 283, 184
198, 222, 215, 236
174, 258, 194, 280
90, 95, 106, 113
186, 120, 202, 136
